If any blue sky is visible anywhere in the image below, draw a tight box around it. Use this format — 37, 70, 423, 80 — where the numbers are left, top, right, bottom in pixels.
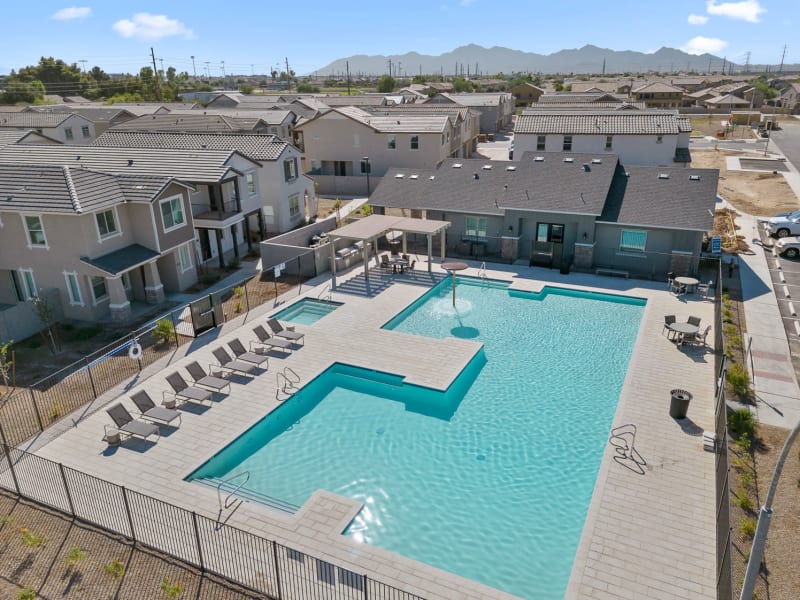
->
1, 0, 796, 76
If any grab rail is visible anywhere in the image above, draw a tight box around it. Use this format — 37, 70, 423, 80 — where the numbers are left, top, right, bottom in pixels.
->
283, 366, 300, 385
276, 367, 300, 401
217, 471, 249, 525
478, 262, 487, 278
317, 285, 332, 302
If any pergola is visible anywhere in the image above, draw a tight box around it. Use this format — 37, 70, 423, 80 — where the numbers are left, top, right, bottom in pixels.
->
328, 214, 450, 286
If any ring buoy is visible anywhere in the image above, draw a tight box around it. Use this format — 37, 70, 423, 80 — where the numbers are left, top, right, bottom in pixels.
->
128, 341, 143, 360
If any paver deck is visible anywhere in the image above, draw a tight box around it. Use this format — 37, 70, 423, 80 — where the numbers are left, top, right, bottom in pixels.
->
29, 262, 717, 600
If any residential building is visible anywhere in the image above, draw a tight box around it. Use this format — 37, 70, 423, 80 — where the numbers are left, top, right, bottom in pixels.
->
777, 82, 800, 111
94, 131, 315, 234
514, 110, 692, 166
0, 164, 197, 335
538, 92, 630, 105
0, 130, 61, 148
0, 145, 262, 270
26, 105, 138, 135
631, 82, 685, 108
0, 112, 97, 144
703, 94, 750, 111
109, 113, 273, 134
292, 106, 454, 195
423, 92, 514, 133
509, 82, 545, 106
369, 153, 718, 278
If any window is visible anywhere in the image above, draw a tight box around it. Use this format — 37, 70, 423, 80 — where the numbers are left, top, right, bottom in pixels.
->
159, 196, 185, 232
353, 134, 360, 147
656, 135, 663, 144
65, 127, 74, 140
24, 215, 47, 247
90, 276, 108, 302
64, 272, 82, 305
246, 173, 256, 194
283, 158, 297, 181
271, 127, 279, 135
19, 269, 37, 299
333, 161, 347, 176
465, 216, 487, 239
178, 244, 193, 272
387, 134, 396, 150
95, 209, 118, 239
620, 229, 647, 253
537, 135, 546, 151
605, 135, 613, 150
410, 135, 419, 150
289, 194, 301, 217
360, 159, 371, 174
563, 135, 573, 151
536, 223, 564, 243
441, 133, 446, 145
81, 126, 90, 138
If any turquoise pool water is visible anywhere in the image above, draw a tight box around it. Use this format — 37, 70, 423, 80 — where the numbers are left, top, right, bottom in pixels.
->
271, 298, 342, 325
189, 278, 645, 599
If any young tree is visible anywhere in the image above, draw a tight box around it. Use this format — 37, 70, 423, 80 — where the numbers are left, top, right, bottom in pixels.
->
31, 294, 61, 354
376, 75, 396, 93
0, 340, 15, 399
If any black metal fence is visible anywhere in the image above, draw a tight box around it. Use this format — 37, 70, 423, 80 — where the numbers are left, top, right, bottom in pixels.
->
0, 444, 424, 600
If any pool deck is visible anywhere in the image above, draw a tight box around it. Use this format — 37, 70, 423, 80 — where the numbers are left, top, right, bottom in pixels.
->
28, 262, 716, 600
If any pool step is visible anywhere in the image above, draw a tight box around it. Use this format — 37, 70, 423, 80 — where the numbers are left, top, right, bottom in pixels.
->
195, 477, 299, 514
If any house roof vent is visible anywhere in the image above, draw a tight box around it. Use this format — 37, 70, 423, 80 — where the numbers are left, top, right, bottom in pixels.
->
395, 173, 405, 178
582, 164, 591, 172
473, 173, 480, 180
506, 166, 517, 171
127, 159, 134, 167
482, 164, 492, 170
564, 157, 575, 163
591, 158, 602, 164
429, 175, 435, 180
658, 173, 669, 179
689, 174, 701, 181
452, 163, 462, 168
409, 174, 418, 179
534, 156, 545, 162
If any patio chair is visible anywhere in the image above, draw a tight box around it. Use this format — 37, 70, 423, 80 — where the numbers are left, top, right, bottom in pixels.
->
687, 315, 702, 327
267, 318, 305, 345
251, 325, 293, 354
662, 315, 677, 339
105, 403, 160, 444
685, 325, 712, 347
380, 254, 391, 272
165, 371, 213, 406
696, 280, 713, 300
669, 280, 686, 296
212, 347, 256, 377
228, 338, 270, 367
666, 272, 675, 290
130, 391, 181, 427
186, 361, 232, 393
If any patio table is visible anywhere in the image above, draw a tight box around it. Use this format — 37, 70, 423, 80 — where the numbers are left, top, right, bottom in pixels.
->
669, 322, 699, 343
675, 276, 700, 293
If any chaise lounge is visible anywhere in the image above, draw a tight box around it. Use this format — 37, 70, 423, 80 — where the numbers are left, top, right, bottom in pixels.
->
131, 391, 182, 427
267, 318, 305, 346
186, 361, 232, 393
165, 372, 214, 406
228, 338, 269, 367
105, 403, 160, 444
212, 347, 256, 377
251, 325, 293, 355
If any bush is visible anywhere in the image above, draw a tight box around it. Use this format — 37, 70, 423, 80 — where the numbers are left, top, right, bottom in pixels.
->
200, 274, 219, 286
161, 576, 183, 598
16, 588, 36, 600
71, 326, 102, 341
103, 560, 125, 580
740, 517, 757, 538
727, 365, 751, 399
152, 319, 175, 345
728, 407, 756, 437
736, 488, 754, 511
65, 545, 86, 567
227, 257, 241, 270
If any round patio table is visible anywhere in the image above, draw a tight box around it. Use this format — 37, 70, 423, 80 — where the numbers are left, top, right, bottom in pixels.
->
669, 322, 699, 344
675, 276, 699, 293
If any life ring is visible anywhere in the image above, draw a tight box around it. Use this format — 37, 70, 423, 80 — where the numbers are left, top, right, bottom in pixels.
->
128, 341, 143, 360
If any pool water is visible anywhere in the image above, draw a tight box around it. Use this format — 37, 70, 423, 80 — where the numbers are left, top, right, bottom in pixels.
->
271, 298, 342, 325
189, 278, 645, 599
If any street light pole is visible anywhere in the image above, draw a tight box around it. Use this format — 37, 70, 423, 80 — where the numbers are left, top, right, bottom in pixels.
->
362, 156, 371, 198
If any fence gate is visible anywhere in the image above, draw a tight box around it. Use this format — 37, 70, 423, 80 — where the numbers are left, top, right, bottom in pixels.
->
189, 294, 223, 336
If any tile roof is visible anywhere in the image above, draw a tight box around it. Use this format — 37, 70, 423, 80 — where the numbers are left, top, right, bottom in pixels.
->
370, 153, 619, 216
27, 105, 138, 122
297, 106, 449, 134
437, 93, 512, 107
523, 102, 647, 111
538, 93, 629, 104
321, 96, 388, 107
94, 131, 289, 161
109, 113, 268, 133
0, 112, 78, 128
632, 82, 686, 94
599, 165, 718, 231
169, 108, 294, 125
515, 112, 690, 135
706, 94, 750, 105
0, 145, 251, 183
80, 243, 161, 275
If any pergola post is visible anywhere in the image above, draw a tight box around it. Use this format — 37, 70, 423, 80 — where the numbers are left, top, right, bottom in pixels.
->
363, 238, 370, 279
402, 233, 407, 255
440, 230, 446, 262
427, 234, 433, 273
330, 239, 337, 289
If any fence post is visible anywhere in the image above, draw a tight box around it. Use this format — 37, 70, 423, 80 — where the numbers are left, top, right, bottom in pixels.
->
120, 486, 136, 542
191, 512, 205, 572
170, 311, 180, 347
58, 463, 76, 517
1, 443, 21, 495
363, 574, 369, 600
270, 541, 284, 600
85, 357, 98, 399
28, 388, 44, 432
243, 278, 250, 313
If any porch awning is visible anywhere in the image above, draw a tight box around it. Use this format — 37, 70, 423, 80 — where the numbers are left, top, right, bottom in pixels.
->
80, 244, 160, 276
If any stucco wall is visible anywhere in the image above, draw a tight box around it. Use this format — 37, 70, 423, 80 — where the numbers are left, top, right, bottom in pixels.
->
514, 133, 679, 166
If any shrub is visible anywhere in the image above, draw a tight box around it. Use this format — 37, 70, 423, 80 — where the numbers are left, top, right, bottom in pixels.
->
200, 274, 219, 286
233, 286, 244, 298
161, 576, 183, 598
247, 247, 260, 258
16, 588, 36, 600
227, 257, 241, 269
729, 407, 756, 437
234, 300, 244, 313
736, 488, 754, 511
727, 365, 751, 399
740, 470, 752, 489
65, 545, 86, 567
735, 435, 751, 454
103, 560, 125, 580
153, 319, 175, 345
740, 517, 757, 538
49, 401, 63, 421
71, 326, 101, 341
19, 527, 45, 548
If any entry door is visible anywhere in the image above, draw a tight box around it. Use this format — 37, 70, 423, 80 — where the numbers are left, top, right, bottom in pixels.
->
531, 223, 564, 269
199, 230, 212, 261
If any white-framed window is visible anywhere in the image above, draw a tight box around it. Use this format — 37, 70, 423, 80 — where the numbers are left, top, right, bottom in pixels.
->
65, 127, 74, 140
410, 135, 419, 150
90, 276, 108, 303
19, 268, 37, 299
283, 158, 297, 181
353, 134, 360, 147
271, 127, 278, 135
178, 244, 193, 272
23, 215, 48, 248
95, 208, 120, 240
387, 134, 396, 150
81, 126, 90, 138
619, 229, 647, 253
64, 271, 83, 306
563, 135, 573, 151
537, 135, 546, 151
289, 194, 301, 217
605, 135, 613, 150
465, 216, 487, 239
159, 195, 186, 232
245, 172, 256, 194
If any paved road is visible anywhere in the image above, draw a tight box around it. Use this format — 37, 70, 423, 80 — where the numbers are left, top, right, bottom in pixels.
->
768, 118, 800, 165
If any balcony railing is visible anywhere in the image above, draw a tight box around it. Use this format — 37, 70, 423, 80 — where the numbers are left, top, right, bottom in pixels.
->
191, 200, 240, 222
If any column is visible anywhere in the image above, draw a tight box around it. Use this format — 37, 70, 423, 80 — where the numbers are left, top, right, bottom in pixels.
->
402, 233, 407, 255
108, 276, 131, 322
215, 229, 225, 269
440, 230, 446, 262
330, 239, 337, 289
427, 235, 433, 273
231, 224, 240, 258
143, 261, 165, 304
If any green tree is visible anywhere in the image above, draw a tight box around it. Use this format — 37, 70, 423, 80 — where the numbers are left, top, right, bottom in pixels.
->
296, 82, 320, 93
412, 75, 426, 84
239, 84, 255, 94
376, 75, 396, 93
452, 77, 473, 93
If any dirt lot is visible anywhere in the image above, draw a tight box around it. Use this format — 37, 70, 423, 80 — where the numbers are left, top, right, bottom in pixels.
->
692, 149, 799, 216
690, 118, 757, 139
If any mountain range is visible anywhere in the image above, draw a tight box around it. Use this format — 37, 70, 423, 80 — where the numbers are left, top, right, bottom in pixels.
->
313, 44, 778, 77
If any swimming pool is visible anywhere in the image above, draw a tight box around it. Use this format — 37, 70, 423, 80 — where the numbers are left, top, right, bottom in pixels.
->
189, 278, 645, 598
271, 297, 342, 325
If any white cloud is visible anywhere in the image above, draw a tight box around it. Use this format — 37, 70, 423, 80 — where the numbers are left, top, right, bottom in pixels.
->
706, 0, 766, 23
688, 13, 709, 25
682, 36, 729, 54
112, 13, 194, 41
51, 6, 91, 20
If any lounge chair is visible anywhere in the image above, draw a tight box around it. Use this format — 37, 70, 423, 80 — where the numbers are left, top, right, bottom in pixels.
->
130, 391, 182, 427
251, 325, 293, 354
165, 372, 213, 406
663, 315, 677, 339
267, 318, 305, 345
105, 403, 160, 444
687, 315, 702, 327
186, 361, 232, 393
228, 338, 269, 367
212, 347, 256, 377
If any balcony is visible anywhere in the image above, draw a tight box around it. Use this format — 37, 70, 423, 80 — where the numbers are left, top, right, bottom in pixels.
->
192, 200, 243, 229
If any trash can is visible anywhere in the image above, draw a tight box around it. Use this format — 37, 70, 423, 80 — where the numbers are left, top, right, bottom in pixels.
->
669, 389, 693, 419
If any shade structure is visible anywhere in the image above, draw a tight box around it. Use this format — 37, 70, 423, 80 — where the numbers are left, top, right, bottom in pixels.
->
441, 261, 468, 306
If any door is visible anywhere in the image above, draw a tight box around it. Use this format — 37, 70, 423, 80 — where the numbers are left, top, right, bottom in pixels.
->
199, 230, 212, 262
531, 223, 564, 269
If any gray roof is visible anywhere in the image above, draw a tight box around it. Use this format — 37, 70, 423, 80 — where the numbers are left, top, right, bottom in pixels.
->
296, 106, 448, 134
94, 131, 289, 161
81, 243, 161, 276
27, 105, 138, 123
109, 113, 268, 133
0, 112, 86, 128
632, 82, 685, 94
538, 93, 629, 104
523, 102, 647, 112
170, 108, 294, 125
599, 166, 718, 231
437, 93, 511, 107
321, 95, 388, 107
706, 94, 749, 106
0, 145, 253, 183
515, 112, 691, 135
0, 129, 59, 148
370, 153, 620, 216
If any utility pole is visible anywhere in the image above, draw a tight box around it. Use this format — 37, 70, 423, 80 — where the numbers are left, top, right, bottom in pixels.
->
150, 47, 162, 102
346, 61, 351, 96
744, 51, 751, 73
250, 64, 254, 76
221, 61, 226, 88
602, 58, 606, 75
190, 55, 197, 79
285, 57, 291, 91
204, 61, 210, 78
708, 56, 712, 73
779, 44, 787, 72
158, 58, 164, 75
79, 59, 87, 73
387, 59, 392, 78
722, 56, 726, 74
